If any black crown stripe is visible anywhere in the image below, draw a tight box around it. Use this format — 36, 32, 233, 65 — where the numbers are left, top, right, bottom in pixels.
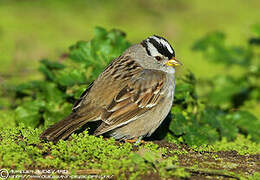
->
148, 38, 174, 59
141, 40, 151, 56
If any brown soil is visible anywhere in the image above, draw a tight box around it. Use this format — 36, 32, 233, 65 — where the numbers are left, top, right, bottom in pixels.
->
146, 140, 260, 179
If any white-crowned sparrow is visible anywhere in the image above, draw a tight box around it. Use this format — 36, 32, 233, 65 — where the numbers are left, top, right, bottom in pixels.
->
41, 35, 182, 143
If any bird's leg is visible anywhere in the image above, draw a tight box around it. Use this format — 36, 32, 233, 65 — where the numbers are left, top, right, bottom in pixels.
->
124, 139, 137, 143
124, 136, 144, 145
134, 136, 144, 145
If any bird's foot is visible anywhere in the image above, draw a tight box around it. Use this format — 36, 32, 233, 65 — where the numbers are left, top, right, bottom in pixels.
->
124, 136, 144, 145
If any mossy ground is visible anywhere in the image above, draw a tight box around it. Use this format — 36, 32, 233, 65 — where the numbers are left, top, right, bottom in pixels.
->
0, 124, 259, 179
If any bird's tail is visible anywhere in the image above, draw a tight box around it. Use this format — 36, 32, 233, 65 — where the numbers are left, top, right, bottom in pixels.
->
40, 113, 95, 143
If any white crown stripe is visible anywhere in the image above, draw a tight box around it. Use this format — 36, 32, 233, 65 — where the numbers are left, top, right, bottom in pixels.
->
147, 41, 160, 56
163, 42, 174, 54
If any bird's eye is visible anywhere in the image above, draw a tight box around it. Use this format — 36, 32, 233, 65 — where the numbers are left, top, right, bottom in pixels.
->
155, 56, 162, 61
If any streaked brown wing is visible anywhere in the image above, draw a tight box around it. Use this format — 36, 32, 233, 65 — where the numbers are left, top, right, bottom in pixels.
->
72, 81, 94, 112
94, 69, 166, 135
71, 55, 134, 114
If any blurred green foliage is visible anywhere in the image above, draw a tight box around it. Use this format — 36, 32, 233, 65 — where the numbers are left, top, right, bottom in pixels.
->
192, 32, 252, 65
250, 24, 260, 45
164, 26, 260, 144
169, 76, 260, 145
11, 27, 130, 128
193, 26, 260, 112
1, 0, 259, 85
0, 27, 259, 147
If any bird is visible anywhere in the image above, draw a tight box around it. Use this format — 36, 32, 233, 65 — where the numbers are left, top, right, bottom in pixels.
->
40, 35, 182, 143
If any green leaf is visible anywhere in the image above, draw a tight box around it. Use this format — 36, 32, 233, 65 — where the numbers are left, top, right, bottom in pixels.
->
15, 81, 43, 97
229, 111, 260, 142
39, 82, 65, 103
55, 68, 87, 87
184, 124, 219, 146
219, 115, 238, 141
43, 102, 72, 127
169, 113, 187, 136
193, 31, 252, 66
40, 59, 65, 70
192, 31, 225, 51
208, 76, 248, 108
201, 107, 223, 128
69, 27, 131, 81
38, 59, 64, 81
15, 100, 45, 127
94, 26, 108, 39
